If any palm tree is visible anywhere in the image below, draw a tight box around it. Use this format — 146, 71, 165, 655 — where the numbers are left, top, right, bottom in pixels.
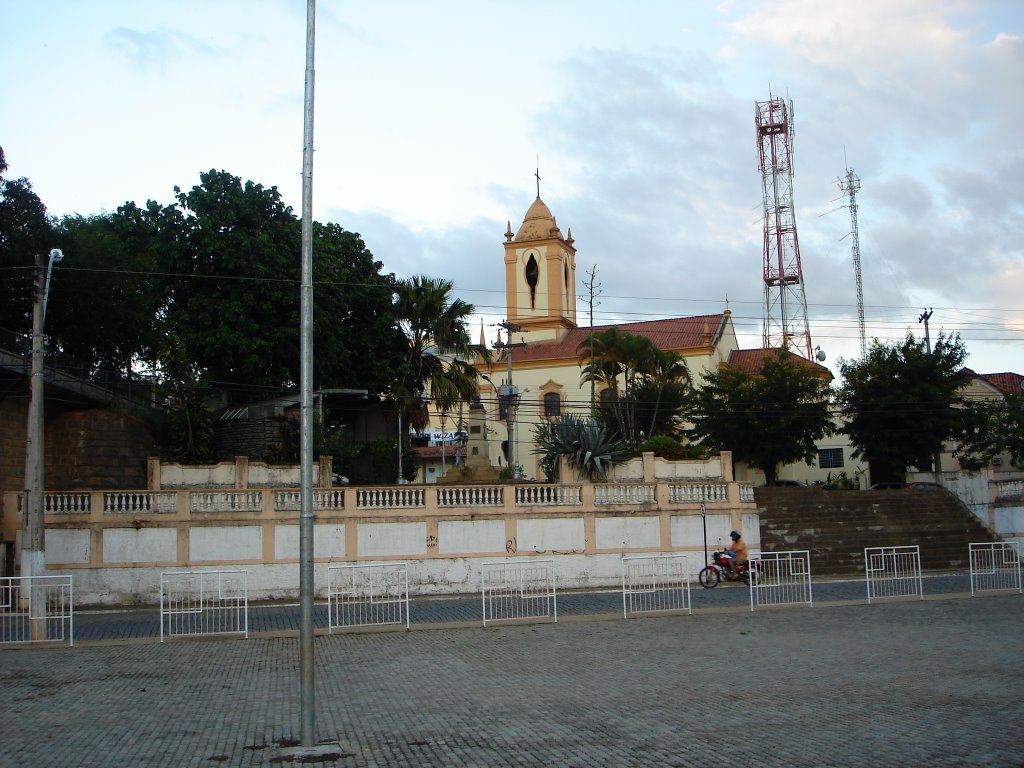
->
642, 347, 692, 438
393, 275, 487, 432
578, 328, 691, 447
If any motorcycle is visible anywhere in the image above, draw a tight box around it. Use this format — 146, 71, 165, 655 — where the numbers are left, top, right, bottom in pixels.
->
698, 551, 755, 588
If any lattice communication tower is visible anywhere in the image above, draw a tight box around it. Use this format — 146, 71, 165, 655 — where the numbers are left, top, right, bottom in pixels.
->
756, 96, 813, 359
838, 167, 866, 357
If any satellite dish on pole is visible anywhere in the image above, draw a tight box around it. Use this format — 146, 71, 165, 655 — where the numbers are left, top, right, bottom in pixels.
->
814, 346, 826, 362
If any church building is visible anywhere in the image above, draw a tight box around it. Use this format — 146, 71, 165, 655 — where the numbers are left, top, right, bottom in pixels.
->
467, 193, 746, 481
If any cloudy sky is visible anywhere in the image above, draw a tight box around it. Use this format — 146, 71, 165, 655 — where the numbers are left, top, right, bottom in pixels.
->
3, 1, 1022, 379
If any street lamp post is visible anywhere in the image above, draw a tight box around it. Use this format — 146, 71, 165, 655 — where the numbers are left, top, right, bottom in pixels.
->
21, 248, 63, 589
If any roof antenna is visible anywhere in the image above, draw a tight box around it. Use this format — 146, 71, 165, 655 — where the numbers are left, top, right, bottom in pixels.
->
535, 156, 541, 198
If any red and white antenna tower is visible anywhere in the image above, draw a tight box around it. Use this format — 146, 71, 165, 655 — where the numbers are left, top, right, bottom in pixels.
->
838, 165, 866, 357
756, 95, 813, 359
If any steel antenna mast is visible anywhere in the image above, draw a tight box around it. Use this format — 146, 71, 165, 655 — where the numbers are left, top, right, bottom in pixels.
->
838, 165, 866, 357
756, 94, 813, 358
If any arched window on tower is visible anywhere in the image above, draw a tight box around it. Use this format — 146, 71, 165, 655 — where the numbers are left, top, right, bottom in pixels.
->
525, 254, 539, 309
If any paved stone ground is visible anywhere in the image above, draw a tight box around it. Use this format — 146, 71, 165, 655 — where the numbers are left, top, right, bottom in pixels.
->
2, 590, 1022, 767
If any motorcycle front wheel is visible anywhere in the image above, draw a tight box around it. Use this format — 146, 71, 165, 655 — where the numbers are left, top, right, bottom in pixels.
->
698, 566, 720, 588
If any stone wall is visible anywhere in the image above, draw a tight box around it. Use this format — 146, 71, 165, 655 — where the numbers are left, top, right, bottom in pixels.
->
0, 400, 158, 572
44, 409, 157, 489
1, 401, 157, 493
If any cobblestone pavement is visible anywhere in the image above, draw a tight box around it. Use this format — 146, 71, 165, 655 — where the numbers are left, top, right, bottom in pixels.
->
3, 589, 1022, 767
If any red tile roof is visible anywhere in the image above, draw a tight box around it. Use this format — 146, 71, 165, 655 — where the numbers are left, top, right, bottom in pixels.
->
725, 348, 833, 380
979, 372, 1024, 395
507, 314, 727, 364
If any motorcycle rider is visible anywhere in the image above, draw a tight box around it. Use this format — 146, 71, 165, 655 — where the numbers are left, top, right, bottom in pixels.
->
724, 530, 748, 578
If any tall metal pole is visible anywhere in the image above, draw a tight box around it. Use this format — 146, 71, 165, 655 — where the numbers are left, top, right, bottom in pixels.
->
298, 0, 317, 748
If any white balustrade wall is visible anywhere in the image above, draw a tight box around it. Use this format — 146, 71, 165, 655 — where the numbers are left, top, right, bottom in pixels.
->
4, 452, 756, 607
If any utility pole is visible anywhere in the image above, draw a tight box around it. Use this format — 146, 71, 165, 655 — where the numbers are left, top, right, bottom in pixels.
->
918, 308, 941, 481
918, 308, 933, 352
495, 321, 526, 478
22, 248, 63, 597
582, 265, 601, 415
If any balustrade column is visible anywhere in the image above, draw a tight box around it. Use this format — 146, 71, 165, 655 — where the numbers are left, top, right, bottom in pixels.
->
89, 491, 104, 523
656, 481, 670, 507
580, 481, 596, 510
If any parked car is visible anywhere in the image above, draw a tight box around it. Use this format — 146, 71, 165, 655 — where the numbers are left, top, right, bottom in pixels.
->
907, 481, 945, 491
869, 482, 905, 490
769, 479, 807, 487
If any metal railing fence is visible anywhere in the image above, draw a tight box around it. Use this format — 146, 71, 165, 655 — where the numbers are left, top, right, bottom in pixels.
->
159, 570, 248, 641
621, 554, 691, 617
969, 542, 1022, 595
481, 559, 557, 626
864, 545, 923, 603
0, 575, 74, 645
327, 562, 410, 631
750, 551, 813, 611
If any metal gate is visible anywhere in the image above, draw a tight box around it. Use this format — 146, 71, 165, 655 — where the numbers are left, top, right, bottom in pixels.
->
750, 550, 812, 610
481, 559, 557, 626
969, 542, 1022, 595
160, 570, 248, 640
0, 575, 74, 645
621, 554, 691, 617
327, 562, 410, 631
864, 545, 922, 603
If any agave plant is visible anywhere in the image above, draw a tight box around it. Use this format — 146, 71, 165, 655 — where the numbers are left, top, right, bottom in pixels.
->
533, 414, 630, 482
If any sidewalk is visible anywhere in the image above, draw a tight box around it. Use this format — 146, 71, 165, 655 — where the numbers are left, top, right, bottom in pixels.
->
2, 577, 1022, 767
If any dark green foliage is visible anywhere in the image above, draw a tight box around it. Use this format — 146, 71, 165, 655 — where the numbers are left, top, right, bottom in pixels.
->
0, 149, 56, 334
837, 332, 970, 478
393, 274, 486, 431
323, 439, 416, 485
689, 349, 834, 484
638, 435, 707, 461
159, 170, 404, 401
158, 338, 215, 464
48, 205, 169, 375
532, 414, 630, 482
956, 393, 1024, 470
578, 328, 691, 447
12, 167, 404, 405
813, 470, 864, 490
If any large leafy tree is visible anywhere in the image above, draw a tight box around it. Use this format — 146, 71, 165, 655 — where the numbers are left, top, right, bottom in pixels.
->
578, 328, 691, 447
0, 147, 57, 335
393, 274, 485, 431
689, 349, 834, 484
155, 170, 403, 402
956, 393, 1024, 470
837, 332, 971, 481
48, 202, 171, 376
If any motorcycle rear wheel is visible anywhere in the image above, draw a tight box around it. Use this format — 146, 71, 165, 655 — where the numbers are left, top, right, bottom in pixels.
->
698, 566, 720, 588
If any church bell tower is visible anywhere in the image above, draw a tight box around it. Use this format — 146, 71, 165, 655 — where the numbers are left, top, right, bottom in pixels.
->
503, 195, 577, 341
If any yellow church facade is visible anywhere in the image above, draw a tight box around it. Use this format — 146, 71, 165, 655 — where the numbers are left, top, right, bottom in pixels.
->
456, 194, 744, 481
